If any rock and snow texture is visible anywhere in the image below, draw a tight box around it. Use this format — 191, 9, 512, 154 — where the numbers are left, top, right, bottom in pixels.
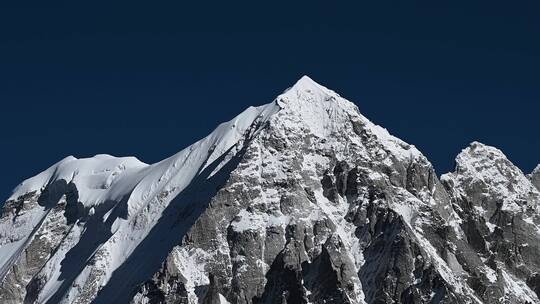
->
1, 76, 539, 304
530, 165, 540, 191
441, 142, 540, 303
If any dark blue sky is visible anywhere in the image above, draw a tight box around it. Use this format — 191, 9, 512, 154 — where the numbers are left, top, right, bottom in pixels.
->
1, 2, 539, 200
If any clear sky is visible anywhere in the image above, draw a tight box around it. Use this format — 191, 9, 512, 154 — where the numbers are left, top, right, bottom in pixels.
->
1, 2, 539, 200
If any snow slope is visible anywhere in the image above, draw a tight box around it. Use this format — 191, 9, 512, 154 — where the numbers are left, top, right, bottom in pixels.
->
1, 98, 279, 303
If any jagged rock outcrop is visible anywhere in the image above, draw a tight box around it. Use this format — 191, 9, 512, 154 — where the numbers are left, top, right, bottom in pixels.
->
1, 76, 538, 303
441, 142, 540, 303
530, 165, 540, 191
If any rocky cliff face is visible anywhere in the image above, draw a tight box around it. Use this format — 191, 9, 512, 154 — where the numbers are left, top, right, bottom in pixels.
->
530, 166, 540, 191
440, 143, 540, 303
1, 76, 539, 304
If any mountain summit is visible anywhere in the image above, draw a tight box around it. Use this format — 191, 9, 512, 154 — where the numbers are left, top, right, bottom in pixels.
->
1, 77, 540, 304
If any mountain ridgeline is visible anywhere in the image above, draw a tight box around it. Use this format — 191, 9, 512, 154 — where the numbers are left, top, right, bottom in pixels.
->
1, 76, 539, 304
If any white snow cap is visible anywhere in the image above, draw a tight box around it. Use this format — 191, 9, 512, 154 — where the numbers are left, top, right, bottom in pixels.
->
288, 75, 327, 92
8, 154, 149, 204
278, 75, 338, 107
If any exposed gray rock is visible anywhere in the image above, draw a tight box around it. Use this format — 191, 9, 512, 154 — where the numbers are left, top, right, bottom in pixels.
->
441, 142, 540, 303
530, 165, 540, 191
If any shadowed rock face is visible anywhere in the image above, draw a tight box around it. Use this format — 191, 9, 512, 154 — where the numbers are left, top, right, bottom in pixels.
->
1, 77, 539, 304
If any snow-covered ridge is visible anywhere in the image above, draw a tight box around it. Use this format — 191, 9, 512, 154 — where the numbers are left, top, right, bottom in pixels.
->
1, 95, 280, 303
7, 103, 279, 211
8, 155, 148, 204
8, 75, 420, 207
8, 77, 339, 206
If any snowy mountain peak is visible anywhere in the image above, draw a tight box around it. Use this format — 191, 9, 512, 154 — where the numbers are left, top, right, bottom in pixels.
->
2, 78, 540, 304
454, 141, 513, 172
273, 76, 424, 165
444, 141, 523, 184
290, 75, 324, 91
442, 141, 540, 214
277, 75, 339, 107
